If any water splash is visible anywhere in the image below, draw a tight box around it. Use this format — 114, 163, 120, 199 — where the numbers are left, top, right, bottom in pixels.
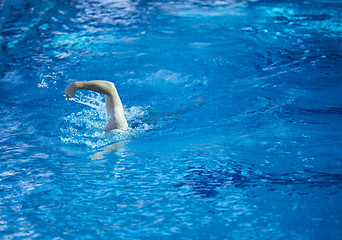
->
70, 91, 107, 119
60, 92, 154, 148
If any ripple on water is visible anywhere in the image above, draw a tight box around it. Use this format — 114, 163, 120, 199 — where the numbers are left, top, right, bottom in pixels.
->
1, 0, 342, 239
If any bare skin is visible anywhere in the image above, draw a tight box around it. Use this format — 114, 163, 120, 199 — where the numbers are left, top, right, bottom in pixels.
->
65, 80, 128, 132
65, 81, 204, 159
90, 140, 129, 160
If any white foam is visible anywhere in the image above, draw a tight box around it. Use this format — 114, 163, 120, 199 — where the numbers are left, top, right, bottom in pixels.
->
70, 92, 107, 119
60, 93, 154, 148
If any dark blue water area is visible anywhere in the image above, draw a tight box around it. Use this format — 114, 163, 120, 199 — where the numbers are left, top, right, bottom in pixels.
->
1, 0, 342, 239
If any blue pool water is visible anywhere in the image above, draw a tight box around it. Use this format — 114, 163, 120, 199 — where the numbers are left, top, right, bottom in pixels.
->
1, 0, 342, 239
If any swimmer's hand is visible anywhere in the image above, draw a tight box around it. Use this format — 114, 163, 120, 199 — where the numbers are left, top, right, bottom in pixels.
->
65, 82, 78, 100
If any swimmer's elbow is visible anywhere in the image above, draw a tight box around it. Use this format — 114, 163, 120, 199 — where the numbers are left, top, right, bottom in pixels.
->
96, 81, 116, 96
105, 82, 120, 99
107, 82, 116, 93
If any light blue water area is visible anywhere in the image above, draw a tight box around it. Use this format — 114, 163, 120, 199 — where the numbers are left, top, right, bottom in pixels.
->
1, 0, 342, 239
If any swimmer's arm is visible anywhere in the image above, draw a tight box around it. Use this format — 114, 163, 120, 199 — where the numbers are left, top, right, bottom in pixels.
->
65, 80, 128, 131
65, 80, 123, 107
74, 81, 114, 95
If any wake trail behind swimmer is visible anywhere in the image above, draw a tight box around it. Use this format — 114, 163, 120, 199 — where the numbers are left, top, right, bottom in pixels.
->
65, 80, 205, 133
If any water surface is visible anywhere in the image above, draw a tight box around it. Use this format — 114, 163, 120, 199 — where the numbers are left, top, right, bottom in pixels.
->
1, 0, 342, 239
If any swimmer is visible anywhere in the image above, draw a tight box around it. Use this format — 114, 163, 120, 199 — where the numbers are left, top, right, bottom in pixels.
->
65, 80, 128, 132
65, 80, 205, 159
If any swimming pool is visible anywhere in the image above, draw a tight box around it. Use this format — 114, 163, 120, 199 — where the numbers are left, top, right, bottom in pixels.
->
1, 0, 342, 239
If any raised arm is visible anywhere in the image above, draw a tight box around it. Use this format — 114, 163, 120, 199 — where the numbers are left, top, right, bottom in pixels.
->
66, 80, 121, 105
65, 80, 128, 131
